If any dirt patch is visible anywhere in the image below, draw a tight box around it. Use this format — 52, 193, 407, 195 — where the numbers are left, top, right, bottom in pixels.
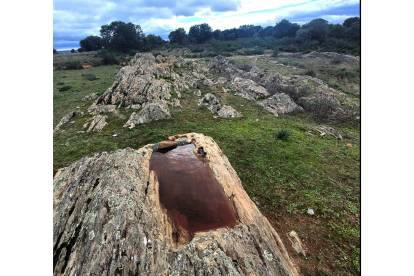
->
82, 63, 91, 68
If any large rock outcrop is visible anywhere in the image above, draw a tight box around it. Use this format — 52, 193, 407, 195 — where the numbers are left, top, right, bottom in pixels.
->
208, 55, 236, 73
53, 133, 298, 276
229, 77, 269, 100
198, 93, 242, 118
257, 93, 303, 117
87, 53, 200, 119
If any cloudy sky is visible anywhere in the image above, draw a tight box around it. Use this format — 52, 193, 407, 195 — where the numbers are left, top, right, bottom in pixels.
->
53, 0, 360, 50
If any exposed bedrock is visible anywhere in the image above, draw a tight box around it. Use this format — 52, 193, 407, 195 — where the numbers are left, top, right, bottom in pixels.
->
53, 133, 298, 276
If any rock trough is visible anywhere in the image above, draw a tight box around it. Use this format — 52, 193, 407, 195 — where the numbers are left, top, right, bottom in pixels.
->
53, 133, 298, 275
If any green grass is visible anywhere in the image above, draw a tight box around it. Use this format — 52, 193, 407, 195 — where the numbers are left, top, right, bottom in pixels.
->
53, 65, 122, 127
53, 54, 360, 275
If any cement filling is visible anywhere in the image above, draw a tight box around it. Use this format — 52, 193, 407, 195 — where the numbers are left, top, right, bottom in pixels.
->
150, 143, 237, 238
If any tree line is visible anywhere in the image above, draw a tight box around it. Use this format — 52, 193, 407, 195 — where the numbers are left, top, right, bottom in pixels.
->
67, 16, 359, 56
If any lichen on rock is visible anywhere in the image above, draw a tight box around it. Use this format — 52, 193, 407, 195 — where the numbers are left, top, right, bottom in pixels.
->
53, 133, 298, 276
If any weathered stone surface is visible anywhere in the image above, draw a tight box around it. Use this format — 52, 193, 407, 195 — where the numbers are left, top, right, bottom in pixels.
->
287, 231, 306, 256
310, 125, 343, 139
54, 111, 78, 133
194, 90, 201, 97
216, 77, 227, 85
86, 114, 108, 132
257, 93, 303, 117
131, 104, 141, 110
89, 54, 200, 120
203, 78, 214, 86
208, 56, 236, 73
230, 77, 269, 99
217, 105, 243, 118
155, 55, 165, 64
124, 103, 171, 128
159, 141, 177, 148
197, 93, 221, 113
88, 104, 117, 115
167, 98, 182, 108
81, 93, 98, 102
53, 133, 298, 276
248, 66, 265, 79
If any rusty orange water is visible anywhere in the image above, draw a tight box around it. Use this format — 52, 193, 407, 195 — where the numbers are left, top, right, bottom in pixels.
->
150, 144, 237, 236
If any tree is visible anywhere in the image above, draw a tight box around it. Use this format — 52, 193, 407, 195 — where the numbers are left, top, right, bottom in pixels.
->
79, 36, 103, 51
297, 18, 329, 43
345, 22, 360, 40
189, 23, 213, 43
53, 49, 58, 54
71, 49, 75, 53
329, 24, 346, 39
213, 29, 222, 40
343, 17, 360, 28
258, 26, 274, 38
78, 48, 86, 52
168, 28, 187, 44
100, 21, 144, 52
273, 19, 300, 39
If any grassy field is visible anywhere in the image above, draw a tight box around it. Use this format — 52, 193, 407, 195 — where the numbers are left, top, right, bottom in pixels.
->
53, 52, 360, 275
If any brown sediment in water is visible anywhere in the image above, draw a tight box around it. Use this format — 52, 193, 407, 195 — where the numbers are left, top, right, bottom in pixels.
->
150, 143, 237, 240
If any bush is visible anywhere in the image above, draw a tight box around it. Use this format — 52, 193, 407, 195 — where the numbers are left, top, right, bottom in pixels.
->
272, 48, 279, 56
305, 70, 316, 77
65, 61, 83, 70
98, 49, 119, 65
275, 129, 292, 140
82, 73, 99, 81
56, 82, 65, 85
71, 49, 75, 53
58, 85, 72, 92
238, 64, 252, 72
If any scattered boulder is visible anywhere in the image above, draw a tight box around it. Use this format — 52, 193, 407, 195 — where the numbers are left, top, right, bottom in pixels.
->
86, 114, 108, 132
155, 55, 165, 64
193, 90, 201, 97
53, 133, 298, 276
81, 93, 98, 102
208, 55, 236, 73
307, 208, 314, 215
203, 78, 214, 86
124, 103, 171, 128
257, 93, 303, 116
217, 106, 243, 118
310, 125, 343, 139
229, 77, 269, 99
197, 93, 221, 113
248, 66, 265, 79
216, 77, 227, 85
54, 111, 78, 133
131, 104, 141, 110
287, 231, 306, 256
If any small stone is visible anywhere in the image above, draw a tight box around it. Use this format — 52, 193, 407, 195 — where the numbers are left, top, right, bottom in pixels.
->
70, 121, 75, 124
256, 119, 259, 122
77, 131, 85, 134
112, 134, 117, 137
347, 143, 352, 147
307, 208, 314, 215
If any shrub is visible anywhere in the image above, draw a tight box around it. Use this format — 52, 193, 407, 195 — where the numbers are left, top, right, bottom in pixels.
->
238, 64, 252, 72
58, 85, 72, 92
272, 48, 279, 56
305, 70, 316, 77
71, 49, 75, 53
82, 73, 99, 81
65, 61, 83, 70
98, 49, 119, 65
275, 129, 292, 140
56, 82, 65, 85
